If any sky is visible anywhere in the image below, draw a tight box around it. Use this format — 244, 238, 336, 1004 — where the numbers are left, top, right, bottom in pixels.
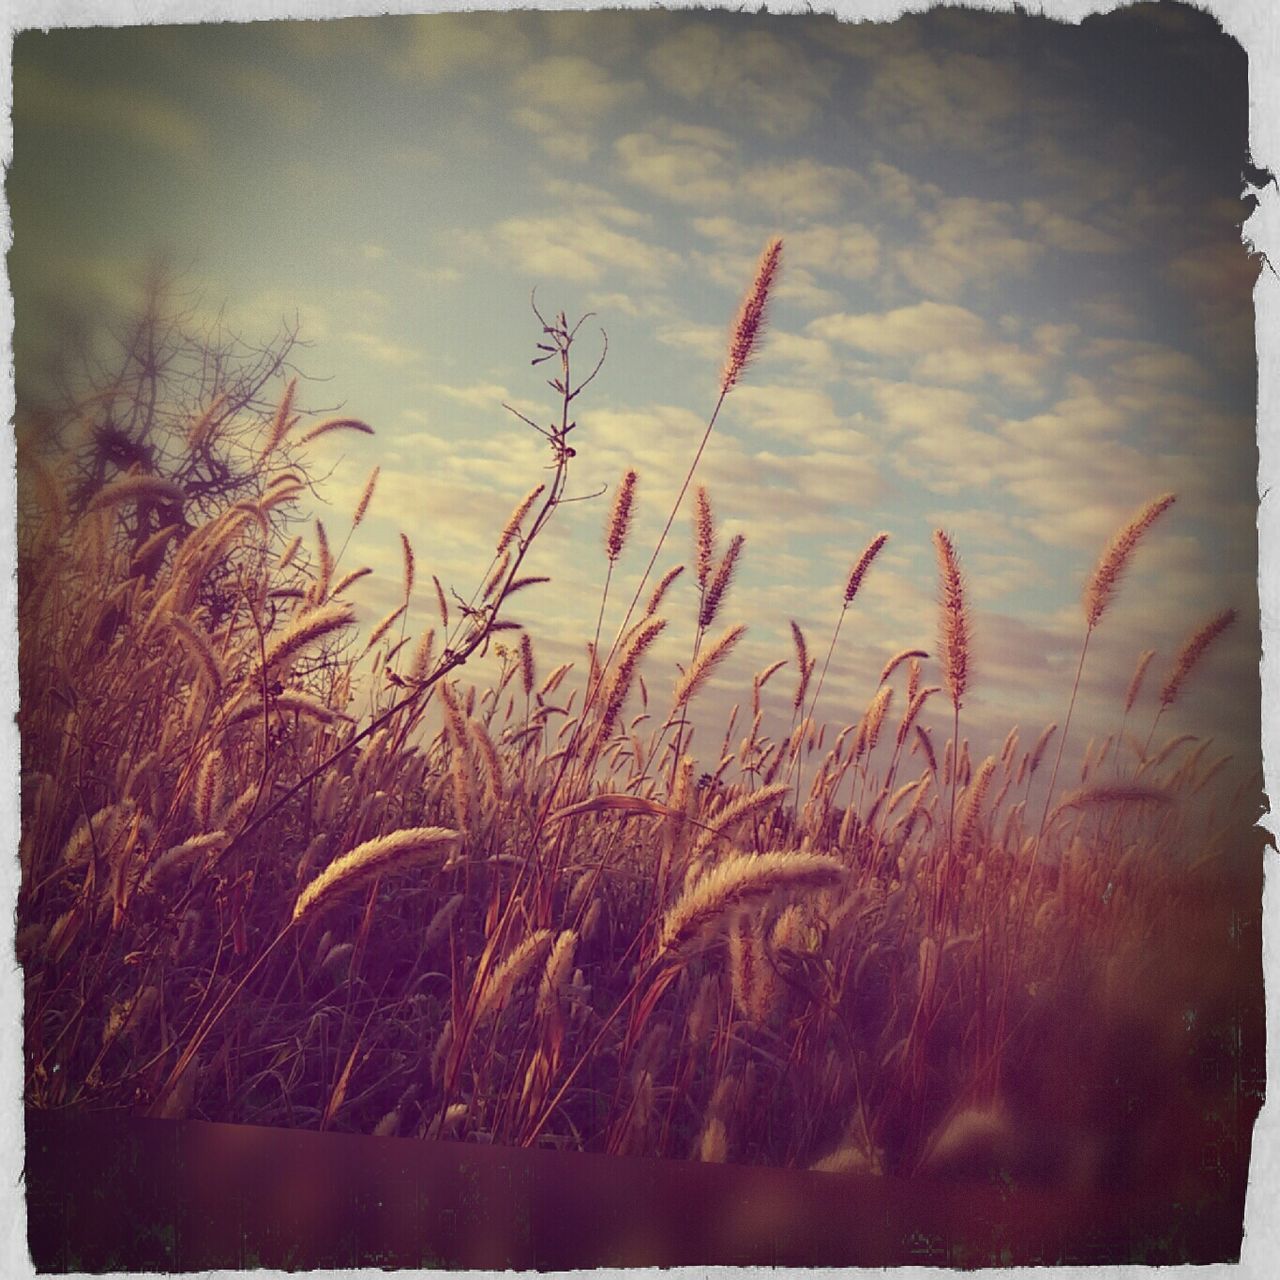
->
8, 3, 1266, 795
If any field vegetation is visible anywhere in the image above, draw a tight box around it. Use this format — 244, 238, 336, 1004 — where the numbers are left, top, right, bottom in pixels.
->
17, 243, 1264, 1200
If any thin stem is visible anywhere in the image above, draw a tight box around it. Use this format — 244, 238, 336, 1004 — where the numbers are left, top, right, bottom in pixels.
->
788, 602, 848, 810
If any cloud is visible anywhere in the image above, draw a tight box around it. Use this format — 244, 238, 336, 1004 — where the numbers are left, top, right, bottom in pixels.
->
1073, 294, 1140, 334
274, 14, 389, 60
711, 447, 882, 531
687, 215, 878, 317
615, 122, 737, 206
813, 301, 1050, 397
542, 179, 651, 229
1163, 239, 1260, 372
645, 21, 838, 138
213, 284, 394, 345
753, 330, 839, 382
867, 160, 937, 218
857, 48, 1021, 154
738, 160, 857, 221
892, 420, 1010, 495
477, 209, 679, 285
1092, 340, 1208, 391
14, 64, 204, 155
433, 382, 541, 421
662, 322, 833, 391
510, 55, 644, 159
1021, 200, 1126, 255
515, 54, 641, 119
535, 10, 645, 64
916, 343, 1046, 398
655, 320, 725, 367
895, 197, 1039, 301
724, 384, 857, 449
393, 13, 533, 81
812, 301, 985, 359
690, 244, 840, 312
994, 439, 1188, 552
965, 550, 1044, 603
575, 401, 881, 545
1006, 375, 1126, 441
584, 290, 670, 320
386, 144, 438, 171
786, 222, 880, 280
866, 379, 980, 437
619, 128, 861, 226
344, 331, 421, 367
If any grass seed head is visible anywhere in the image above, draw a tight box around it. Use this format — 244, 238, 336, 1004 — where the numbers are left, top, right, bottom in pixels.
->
721, 237, 783, 394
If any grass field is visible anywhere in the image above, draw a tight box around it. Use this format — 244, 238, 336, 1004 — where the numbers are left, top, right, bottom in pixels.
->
17, 242, 1264, 1207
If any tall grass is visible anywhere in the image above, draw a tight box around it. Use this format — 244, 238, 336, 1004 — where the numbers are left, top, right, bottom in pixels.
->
15, 245, 1261, 1197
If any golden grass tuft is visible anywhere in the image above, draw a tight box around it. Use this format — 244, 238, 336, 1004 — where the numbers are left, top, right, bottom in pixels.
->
605, 469, 639, 563
475, 929, 555, 1022
595, 615, 666, 749
691, 782, 790, 862
498, 483, 546, 554
537, 929, 578, 1022
260, 378, 298, 459
674, 623, 746, 711
263, 602, 355, 673
659, 850, 845, 954
1049, 783, 1171, 822
932, 529, 970, 711
86, 474, 185, 513
721, 237, 784, 394
298, 416, 376, 444
694, 486, 716, 591
292, 827, 459, 926
353, 466, 380, 526
843, 532, 889, 605
790, 620, 811, 711
880, 647, 928, 686
645, 564, 685, 617
1160, 607, 1237, 708
1125, 648, 1157, 714
699, 533, 745, 631
1083, 493, 1176, 630
400, 532, 416, 600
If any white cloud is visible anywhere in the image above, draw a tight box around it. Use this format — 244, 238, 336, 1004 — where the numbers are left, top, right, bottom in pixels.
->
618, 128, 862, 226
857, 48, 1021, 154
738, 160, 857, 221
895, 197, 1039, 301
393, 13, 533, 81
477, 210, 679, 284
813, 301, 1049, 397
615, 122, 737, 206
1110, 347, 1208, 390
1022, 200, 1126, 255
510, 55, 644, 160
725, 384, 855, 448
811, 301, 986, 358
516, 54, 641, 119
787, 222, 880, 280
645, 22, 838, 138
345, 331, 420, 367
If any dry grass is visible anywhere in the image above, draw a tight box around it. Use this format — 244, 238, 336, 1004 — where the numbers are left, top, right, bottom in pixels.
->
15, 243, 1262, 1205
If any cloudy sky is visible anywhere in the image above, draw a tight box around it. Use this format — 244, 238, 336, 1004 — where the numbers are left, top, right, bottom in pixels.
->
10, 4, 1264, 791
